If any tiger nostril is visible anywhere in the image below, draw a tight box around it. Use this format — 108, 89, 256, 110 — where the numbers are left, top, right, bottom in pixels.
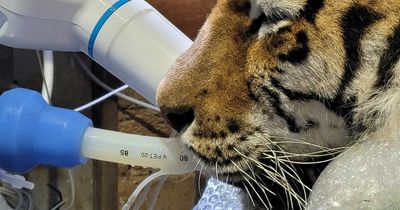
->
161, 106, 195, 132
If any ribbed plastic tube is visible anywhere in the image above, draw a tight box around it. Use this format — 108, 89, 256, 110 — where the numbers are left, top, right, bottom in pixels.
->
81, 127, 197, 174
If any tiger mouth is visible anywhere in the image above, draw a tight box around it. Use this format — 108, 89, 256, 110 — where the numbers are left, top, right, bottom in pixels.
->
183, 131, 331, 209
180, 125, 266, 176
186, 144, 244, 168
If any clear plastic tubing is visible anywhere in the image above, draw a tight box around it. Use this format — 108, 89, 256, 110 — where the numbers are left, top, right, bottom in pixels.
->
81, 127, 198, 174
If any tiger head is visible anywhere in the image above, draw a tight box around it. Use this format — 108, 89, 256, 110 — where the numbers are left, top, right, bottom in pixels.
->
157, 0, 399, 208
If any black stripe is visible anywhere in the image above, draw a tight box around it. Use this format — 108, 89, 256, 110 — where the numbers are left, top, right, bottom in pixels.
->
278, 30, 310, 64
270, 76, 356, 126
335, 5, 381, 101
270, 77, 319, 101
248, 13, 268, 35
268, 6, 379, 128
247, 80, 260, 102
262, 86, 301, 133
375, 24, 400, 89
302, 0, 325, 24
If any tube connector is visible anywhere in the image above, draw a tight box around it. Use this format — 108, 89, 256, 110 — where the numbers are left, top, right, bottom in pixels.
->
0, 88, 92, 174
0, 169, 34, 190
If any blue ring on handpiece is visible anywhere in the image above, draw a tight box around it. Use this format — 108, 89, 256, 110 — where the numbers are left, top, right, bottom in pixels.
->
88, 0, 131, 58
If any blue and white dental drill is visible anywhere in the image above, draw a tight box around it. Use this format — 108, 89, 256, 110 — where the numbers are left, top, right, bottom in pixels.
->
0, 0, 193, 105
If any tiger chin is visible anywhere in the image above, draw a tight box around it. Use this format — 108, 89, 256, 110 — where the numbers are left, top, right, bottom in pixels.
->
156, 0, 400, 209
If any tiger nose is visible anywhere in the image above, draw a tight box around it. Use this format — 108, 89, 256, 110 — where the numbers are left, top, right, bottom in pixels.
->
160, 106, 195, 132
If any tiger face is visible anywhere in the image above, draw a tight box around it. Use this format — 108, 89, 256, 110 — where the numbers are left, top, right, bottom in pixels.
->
157, 0, 400, 208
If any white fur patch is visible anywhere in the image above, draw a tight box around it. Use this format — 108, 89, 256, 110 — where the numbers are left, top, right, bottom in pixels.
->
256, 0, 306, 19
258, 20, 292, 36
289, 100, 350, 150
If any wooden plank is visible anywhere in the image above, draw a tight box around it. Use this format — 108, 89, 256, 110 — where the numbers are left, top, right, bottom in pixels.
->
0, 45, 15, 92
148, 0, 217, 39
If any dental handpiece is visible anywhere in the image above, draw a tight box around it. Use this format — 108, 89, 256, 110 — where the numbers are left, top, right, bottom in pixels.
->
0, 0, 192, 105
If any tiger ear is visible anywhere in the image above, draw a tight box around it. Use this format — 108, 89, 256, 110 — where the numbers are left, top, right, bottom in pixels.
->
255, 0, 308, 21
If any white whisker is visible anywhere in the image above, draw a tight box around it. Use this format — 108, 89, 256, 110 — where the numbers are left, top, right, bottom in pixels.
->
242, 181, 256, 207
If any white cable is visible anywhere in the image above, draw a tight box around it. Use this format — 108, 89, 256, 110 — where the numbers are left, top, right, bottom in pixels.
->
0, 187, 23, 210
62, 169, 75, 210
0, 187, 18, 200
20, 190, 33, 210
145, 131, 178, 210
42, 50, 54, 103
36, 51, 52, 104
12, 183, 22, 209
132, 182, 152, 210
74, 85, 129, 112
0, 192, 14, 210
49, 198, 69, 210
146, 176, 167, 210
122, 171, 165, 210
37, 52, 75, 210
132, 131, 177, 210
72, 54, 160, 112
132, 132, 178, 210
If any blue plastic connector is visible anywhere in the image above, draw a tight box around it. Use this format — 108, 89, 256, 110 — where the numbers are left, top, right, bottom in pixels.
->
0, 88, 93, 174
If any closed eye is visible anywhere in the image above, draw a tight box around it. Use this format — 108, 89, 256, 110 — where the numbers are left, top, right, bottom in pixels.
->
248, 13, 292, 37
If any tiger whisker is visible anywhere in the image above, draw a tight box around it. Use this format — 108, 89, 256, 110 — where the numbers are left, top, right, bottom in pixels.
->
238, 165, 273, 210
225, 172, 230, 184
261, 135, 308, 209
263, 153, 300, 209
242, 181, 256, 207
234, 147, 302, 209
215, 161, 219, 181
251, 136, 298, 209
278, 157, 339, 165
275, 151, 342, 159
273, 148, 345, 156
241, 158, 277, 197
269, 135, 350, 151
241, 159, 275, 209
259, 155, 312, 193
263, 148, 309, 206
198, 164, 204, 196
230, 160, 276, 195
259, 148, 342, 160
263, 134, 321, 184
234, 148, 292, 190
175, 159, 202, 183
234, 162, 273, 209
277, 165, 308, 209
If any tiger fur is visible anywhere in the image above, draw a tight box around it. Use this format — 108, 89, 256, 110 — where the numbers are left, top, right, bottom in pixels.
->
156, 0, 400, 209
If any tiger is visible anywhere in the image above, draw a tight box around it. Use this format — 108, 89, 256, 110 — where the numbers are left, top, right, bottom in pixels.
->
156, 0, 400, 209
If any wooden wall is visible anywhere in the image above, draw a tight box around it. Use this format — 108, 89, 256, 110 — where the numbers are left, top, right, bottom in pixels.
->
149, 0, 217, 39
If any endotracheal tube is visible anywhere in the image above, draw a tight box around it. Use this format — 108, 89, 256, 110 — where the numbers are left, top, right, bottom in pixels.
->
0, 88, 197, 174
82, 127, 197, 175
